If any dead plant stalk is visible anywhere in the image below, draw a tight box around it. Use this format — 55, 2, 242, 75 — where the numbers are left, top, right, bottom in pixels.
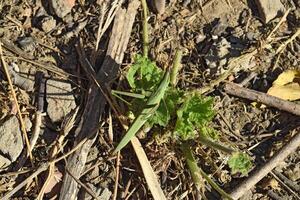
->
0, 43, 34, 165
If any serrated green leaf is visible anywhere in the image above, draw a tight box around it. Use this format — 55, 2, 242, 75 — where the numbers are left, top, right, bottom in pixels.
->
127, 55, 163, 93
228, 152, 252, 175
200, 126, 219, 141
175, 93, 215, 140
127, 57, 183, 128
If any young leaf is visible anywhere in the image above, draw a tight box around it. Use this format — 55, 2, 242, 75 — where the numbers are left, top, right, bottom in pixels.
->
127, 56, 183, 128
147, 88, 183, 127
114, 71, 170, 153
175, 93, 215, 140
127, 55, 163, 93
228, 152, 252, 175
200, 126, 219, 141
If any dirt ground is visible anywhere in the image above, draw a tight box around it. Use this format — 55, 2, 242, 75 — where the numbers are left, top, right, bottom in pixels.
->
0, 0, 299, 199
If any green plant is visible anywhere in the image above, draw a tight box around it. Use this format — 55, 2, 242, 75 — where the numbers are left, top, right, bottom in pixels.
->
114, 5, 252, 196
228, 152, 253, 175
114, 53, 252, 198
114, 68, 170, 153
174, 93, 214, 140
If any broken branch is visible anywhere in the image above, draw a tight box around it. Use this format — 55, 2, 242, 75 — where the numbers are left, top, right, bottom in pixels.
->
224, 82, 300, 116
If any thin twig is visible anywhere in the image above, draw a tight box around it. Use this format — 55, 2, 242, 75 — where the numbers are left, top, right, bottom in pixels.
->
0, 43, 34, 165
112, 152, 121, 200
2, 137, 87, 199
266, 9, 291, 42
270, 171, 300, 199
66, 168, 101, 200
230, 131, 300, 199
271, 170, 300, 193
2, 164, 48, 200
37, 107, 79, 200
276, 28, 300, 54
224, 82, 300, 116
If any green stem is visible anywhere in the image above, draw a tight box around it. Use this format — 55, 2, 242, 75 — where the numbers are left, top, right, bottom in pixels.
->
170, 50, 182, 87
111, 89, 146, 99
199, 135, 235, 155
180, 142, 233, 200
180, 142, 204, 190
141, 0, 149, 57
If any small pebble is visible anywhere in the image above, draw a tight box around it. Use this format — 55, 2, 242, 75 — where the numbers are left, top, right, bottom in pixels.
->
195, 34, 206, 43
40, 16, 56, 33
17, 36, 35, 52
50, 0, 75, 19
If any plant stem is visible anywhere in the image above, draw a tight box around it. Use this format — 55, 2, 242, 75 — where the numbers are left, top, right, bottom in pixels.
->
199, 135, 235, 155
180, 142, 204, 191
170, 49, 182, 87
141, 0, 149, 57
180, 142, 233, 200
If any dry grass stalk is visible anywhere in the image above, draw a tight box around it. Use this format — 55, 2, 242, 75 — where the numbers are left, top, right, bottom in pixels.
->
112, 152, 121, 200
2, 137, 87, 200
0, 43, 34, 165
276, 28, 300, 54
37, 107, 79, 200
266, 9, 291, 42
66, 168, 101, 200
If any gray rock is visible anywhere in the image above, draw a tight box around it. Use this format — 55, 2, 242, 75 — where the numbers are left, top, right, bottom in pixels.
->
50, 0, 75, 19
17, 36, 36, 52
46, 78, 76, 122
205, 38, 231, 70
0, 116, 24, 166
254, 0, 285, 23
9, 63, 35, 92
99, 188, 112, 200
0, 155, 11, 170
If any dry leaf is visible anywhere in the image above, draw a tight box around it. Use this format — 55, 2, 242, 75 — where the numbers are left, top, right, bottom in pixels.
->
267, 70, 300, 100
272, 70, 300, 86
261, 178, 280, 190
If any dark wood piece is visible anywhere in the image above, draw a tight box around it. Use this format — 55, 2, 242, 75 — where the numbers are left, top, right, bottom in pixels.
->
224, 82, 300, 116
